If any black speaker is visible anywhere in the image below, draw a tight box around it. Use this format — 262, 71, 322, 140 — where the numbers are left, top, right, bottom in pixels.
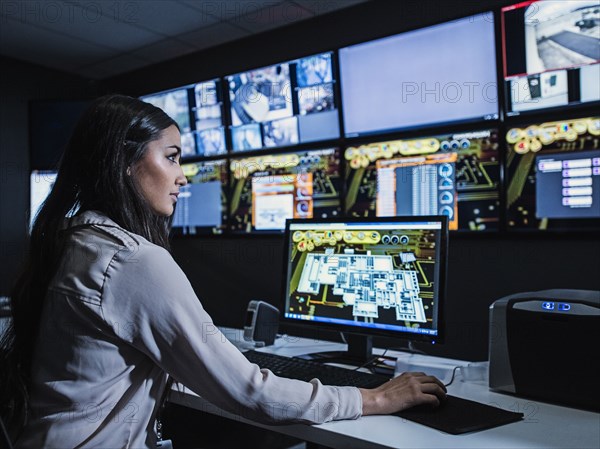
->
243, 300, 280, 347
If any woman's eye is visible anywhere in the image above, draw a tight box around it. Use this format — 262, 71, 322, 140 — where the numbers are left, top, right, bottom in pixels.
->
167, 154, 179, 164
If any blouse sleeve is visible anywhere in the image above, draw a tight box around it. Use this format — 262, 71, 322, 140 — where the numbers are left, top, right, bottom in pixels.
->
100, 241, 363, 425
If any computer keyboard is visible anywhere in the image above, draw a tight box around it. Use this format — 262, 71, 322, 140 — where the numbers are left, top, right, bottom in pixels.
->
243, 350, 390, 389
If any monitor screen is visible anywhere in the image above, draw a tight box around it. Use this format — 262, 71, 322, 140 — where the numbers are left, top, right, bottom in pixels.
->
226, 52, 340, 151
502, 0, 600, 116
140, 79, 226, 159
229, 148, 342, 233
505, 115, 600, 231
339, 13, 499, 138
30, 170, 57, 228
281, 216, 448, 356
345, 128, 500, 231
171, 159, 228, 235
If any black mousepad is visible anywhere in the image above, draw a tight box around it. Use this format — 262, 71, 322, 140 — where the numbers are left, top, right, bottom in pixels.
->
394, 394, 524, 435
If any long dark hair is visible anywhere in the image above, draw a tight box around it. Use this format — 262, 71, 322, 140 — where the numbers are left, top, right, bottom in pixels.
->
0, 94, 178, 437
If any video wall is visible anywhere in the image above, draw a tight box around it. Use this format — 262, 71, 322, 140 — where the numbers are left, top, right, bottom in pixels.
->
30, 1, 600, 235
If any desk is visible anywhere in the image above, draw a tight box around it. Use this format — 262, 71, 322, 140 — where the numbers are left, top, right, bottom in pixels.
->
169, 329, 600, 449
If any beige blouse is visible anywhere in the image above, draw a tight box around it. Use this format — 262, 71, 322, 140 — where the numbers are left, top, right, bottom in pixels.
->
15, 210, 361, 448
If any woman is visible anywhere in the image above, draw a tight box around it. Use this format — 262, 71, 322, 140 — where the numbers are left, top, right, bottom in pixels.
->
1, 94, 446, 447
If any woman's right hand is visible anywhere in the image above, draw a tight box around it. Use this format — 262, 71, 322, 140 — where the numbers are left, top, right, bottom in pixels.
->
359, 371, 447, 415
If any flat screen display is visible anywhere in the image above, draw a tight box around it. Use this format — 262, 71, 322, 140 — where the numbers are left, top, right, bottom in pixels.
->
502, 0, 600, 116
281, 216, 447, 344
226, 52, 340, 151
30, 170, 57, 228
141, 79, 226, 159
229, 148, 342, 232
345, 129, 500, 231
171, 159, 228, 235
505, 115, 600, 231
339, 13, 499, 137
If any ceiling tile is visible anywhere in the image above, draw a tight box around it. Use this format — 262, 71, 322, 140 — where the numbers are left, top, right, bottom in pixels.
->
0, 16, 116, 72
232, 1, 314, 33
178, 21, 250, 50
130, 38, 198, 63
119, 0, 222, 36
0, 0, 165, 52
292, 0, 368, 15
180, 0, 286, 20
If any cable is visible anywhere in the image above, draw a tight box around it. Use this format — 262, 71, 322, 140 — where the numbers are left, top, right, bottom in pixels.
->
444, 366, 461, 387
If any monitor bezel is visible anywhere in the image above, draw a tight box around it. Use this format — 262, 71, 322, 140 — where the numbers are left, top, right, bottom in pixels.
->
279, 215, 448, 344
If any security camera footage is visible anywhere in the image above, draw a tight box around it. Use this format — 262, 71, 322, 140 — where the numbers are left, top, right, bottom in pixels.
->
502, 0, 600, 115
227, 52, 340, 151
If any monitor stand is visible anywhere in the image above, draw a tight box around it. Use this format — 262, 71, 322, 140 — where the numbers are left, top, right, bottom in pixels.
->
296, 334, 427, 374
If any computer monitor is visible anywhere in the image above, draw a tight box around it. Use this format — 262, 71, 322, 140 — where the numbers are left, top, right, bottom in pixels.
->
30, 170, 57, 228
140, 79, 226, 159
339, 13, 499, 138
505, 115, 600, 231
229, 148, 342, 233
344, 128, 500, 231
226, 51, 340, 151
171, 159, 228, 235
501, 0, 600, 117
281, 216, 448, 363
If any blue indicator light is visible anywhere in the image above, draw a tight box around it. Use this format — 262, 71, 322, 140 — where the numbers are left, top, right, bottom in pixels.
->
558, 303, 571, 311
542, 302, 555, 310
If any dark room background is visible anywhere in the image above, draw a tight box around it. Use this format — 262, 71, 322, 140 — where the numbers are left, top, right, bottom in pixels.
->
1, 0, 598, 362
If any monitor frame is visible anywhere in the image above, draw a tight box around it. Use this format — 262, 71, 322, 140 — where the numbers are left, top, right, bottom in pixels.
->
279, 215, 449, 359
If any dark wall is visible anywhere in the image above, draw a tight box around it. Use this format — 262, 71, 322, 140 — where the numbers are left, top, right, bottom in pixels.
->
107, 0, 514, 96
105, 0, 600, 361
0, 56, 99, 295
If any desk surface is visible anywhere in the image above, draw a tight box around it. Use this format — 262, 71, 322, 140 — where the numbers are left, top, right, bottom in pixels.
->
170, 328, 600, 449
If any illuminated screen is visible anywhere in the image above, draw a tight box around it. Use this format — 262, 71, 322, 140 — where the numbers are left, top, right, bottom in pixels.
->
226, 52, 340, 151
229, 148, 342, 232
30, 170, 57, 228
140, 79, 226, 158
502, 1, 600, 116
171, 159, 228, 235
345, 129, 500, 231
281, 216, 447, 343
339, 13, 499, 137
505, 116, 600, 231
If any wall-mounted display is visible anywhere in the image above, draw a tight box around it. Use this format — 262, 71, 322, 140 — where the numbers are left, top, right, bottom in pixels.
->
171, 159, 229, 235
339, 13, 499, 138
345, 129, 500, 231
141, 79, 226, 159
229, 148, 341, 232
502, 0, 600, 116
226, 52, 340, 152
505, 116, 599, 231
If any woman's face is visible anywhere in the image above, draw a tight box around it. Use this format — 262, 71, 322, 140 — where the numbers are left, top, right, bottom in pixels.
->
132, 125, 188, 216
